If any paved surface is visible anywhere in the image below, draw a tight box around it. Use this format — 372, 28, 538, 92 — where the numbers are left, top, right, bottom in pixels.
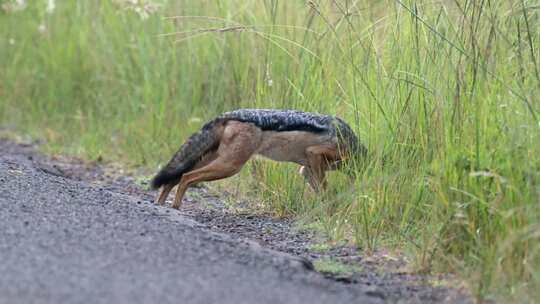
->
0, 155, 383, 304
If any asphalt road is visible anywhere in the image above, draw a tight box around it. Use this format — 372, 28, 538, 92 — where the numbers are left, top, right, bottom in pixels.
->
0, 155, 382, 304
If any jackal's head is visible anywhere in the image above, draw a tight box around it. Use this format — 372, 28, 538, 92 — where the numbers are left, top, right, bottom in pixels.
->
333, 117, 368, 171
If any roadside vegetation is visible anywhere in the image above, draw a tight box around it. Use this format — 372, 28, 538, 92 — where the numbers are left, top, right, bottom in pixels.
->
1, 0, 538, 301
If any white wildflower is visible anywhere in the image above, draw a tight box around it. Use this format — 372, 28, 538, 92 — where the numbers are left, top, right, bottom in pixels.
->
1, 0, 27, 13
46, 0, 55, 14
112, 0, 163, 20
134, 6, 149, 20
265, 64, 273, 87
38, 24, 47, 34
9, 38, 16, 45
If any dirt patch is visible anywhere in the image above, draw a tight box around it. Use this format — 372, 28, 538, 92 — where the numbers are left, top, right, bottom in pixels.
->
0, 137, 471, 303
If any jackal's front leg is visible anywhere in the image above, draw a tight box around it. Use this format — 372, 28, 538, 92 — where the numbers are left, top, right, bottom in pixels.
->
298, 166, 318, 191
301, 145, 338, 191
299, 164, 327, 192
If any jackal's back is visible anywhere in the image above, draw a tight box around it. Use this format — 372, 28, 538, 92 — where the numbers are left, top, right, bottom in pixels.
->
219, 109, 333, 133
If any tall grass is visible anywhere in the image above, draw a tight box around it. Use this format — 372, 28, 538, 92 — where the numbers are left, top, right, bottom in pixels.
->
1, 0, 538, 301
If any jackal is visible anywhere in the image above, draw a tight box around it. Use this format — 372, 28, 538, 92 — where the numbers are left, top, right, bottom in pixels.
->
151, 109, 366, 209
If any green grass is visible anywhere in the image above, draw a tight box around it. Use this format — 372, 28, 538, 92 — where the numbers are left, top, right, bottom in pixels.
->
308, 242, 332, 253
1, 0, 539, 301
314, 258, 361, 275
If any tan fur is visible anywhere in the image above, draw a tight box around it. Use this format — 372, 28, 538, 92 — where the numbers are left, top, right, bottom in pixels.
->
156, 121, 343, 209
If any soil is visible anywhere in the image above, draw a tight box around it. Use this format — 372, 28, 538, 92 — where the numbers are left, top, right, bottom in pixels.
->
0, 137, 472, 303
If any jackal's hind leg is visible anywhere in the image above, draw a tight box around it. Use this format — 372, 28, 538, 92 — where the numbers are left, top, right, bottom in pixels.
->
171, 159, 241, 209
155, 183, 174, 205
171, 121, 262, 209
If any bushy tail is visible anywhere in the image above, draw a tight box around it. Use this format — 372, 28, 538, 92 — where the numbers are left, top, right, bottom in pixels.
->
150, 119, 223, 189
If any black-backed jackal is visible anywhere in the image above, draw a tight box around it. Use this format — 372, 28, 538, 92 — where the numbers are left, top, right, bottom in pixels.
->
151, 109, 366, 209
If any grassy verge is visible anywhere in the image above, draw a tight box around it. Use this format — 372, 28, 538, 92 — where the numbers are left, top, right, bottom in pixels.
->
1, 0, 538, 301
314, 258, 362, 276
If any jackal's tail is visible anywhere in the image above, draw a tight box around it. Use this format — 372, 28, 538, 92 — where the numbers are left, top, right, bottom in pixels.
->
150, 119, 224, 189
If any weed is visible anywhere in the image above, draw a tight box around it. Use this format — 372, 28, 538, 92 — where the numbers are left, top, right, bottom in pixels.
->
314, 258, 361, 275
